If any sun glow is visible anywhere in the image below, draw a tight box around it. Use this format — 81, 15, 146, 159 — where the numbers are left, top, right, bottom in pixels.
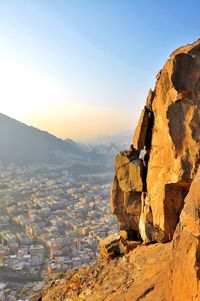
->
0, 56, 136, 139
0, 57, 62, 118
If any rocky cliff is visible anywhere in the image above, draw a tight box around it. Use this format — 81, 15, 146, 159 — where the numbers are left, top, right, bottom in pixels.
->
38, 39, 200, 301
111, 38, 200, 244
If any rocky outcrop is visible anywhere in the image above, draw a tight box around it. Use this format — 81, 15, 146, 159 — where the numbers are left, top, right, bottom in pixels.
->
111, 39, 200, 243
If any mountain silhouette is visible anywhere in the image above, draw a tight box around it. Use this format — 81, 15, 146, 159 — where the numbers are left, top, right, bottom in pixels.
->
0, 113, 104, 166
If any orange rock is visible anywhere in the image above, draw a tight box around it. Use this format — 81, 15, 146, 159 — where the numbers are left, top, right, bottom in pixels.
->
165, 166, 200, 301
144, 39, 200, 242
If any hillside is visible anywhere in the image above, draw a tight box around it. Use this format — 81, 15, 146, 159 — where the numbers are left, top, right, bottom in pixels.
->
0, 113, 105, 166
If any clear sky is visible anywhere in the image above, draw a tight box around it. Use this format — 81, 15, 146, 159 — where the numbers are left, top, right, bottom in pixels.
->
0, 0, 200, 140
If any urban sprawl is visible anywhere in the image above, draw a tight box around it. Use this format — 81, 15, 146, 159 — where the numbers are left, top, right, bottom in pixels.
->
0, 164, 118, 300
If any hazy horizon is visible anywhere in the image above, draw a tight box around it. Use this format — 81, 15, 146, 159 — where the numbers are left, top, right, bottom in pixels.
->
0, 111, 134, 142
0, 1, 200, 139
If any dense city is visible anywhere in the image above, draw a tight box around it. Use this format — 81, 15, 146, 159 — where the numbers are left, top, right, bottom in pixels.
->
0, 164, 119, 300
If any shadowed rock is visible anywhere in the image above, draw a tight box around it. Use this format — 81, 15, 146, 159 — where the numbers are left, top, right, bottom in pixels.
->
132, 106, 152, 150
110, 149, 143, 232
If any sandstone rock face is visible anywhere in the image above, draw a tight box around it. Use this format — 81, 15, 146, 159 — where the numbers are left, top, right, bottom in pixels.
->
165, 166, 200, 301
146, 40, 200, 242
111, 39, 200, 243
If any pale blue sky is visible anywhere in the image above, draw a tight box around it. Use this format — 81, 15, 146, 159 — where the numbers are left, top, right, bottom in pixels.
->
0, 0, 199, 139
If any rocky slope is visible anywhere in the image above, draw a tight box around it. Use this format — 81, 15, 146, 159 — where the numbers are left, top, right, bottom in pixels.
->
38, 39, 200, 301
38, 242, 171, 301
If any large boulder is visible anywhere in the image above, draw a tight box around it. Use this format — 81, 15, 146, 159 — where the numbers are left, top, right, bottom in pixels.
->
99, 233, 140, 259
110, 149, 143, 234
99, 234, 121, 259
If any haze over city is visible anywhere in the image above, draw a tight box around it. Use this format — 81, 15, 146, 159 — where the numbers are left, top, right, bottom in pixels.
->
0, 0, 200, 139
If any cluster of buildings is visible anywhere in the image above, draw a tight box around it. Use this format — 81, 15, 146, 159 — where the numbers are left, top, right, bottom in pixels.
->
0, 164, 118, 300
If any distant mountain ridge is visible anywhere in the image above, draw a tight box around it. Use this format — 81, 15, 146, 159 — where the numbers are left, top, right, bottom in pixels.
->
78, 130, 133, 146
0, 113, 104, 166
